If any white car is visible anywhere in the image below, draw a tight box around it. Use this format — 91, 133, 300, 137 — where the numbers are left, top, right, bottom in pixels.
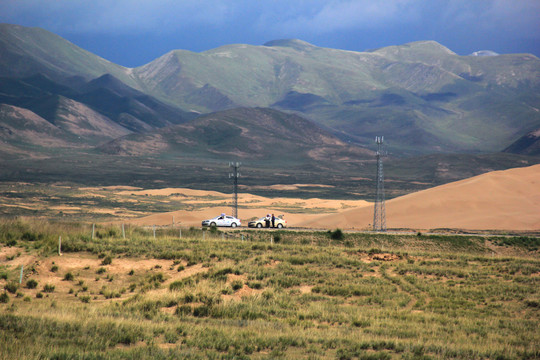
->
202, 214, 241, 228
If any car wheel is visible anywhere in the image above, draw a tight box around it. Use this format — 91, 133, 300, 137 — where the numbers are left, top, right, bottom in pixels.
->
231, 223, 237, 228
210, 222, 216, 227
277, 223, 283, 228
256, 223, 262, 228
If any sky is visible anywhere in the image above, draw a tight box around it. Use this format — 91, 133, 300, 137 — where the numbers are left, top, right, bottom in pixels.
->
1, 0, 539, 67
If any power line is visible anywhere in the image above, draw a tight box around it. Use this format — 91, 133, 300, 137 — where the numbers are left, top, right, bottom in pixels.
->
229, 162, 241, 218
373, 136, 386, 232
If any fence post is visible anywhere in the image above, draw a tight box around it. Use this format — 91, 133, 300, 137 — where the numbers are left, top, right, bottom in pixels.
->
92, 223, 95, 240
58, 236, 62, 255
153, 225, 156, 239
122, 223, 125, 239
19, 265, 23, 284
271, 236, 274, 245
179, 228, 182, 238
203, 230, 205, 241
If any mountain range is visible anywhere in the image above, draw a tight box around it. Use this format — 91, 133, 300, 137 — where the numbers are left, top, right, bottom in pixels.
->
0, 23, 539, 196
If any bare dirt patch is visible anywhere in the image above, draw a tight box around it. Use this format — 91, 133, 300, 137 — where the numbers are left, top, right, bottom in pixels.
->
370, 253, 401, 262
222, 284, 264, 302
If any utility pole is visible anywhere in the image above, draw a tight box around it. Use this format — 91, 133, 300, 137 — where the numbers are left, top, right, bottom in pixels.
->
373, 136, 386, 232
229, 162, 241, 219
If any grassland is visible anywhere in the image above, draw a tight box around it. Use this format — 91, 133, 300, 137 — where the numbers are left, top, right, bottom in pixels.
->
0, 218, 538, 359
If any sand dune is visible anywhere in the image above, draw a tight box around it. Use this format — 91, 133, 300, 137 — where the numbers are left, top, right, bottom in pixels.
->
298, 164, 540, 231
127, 191, 370, 228
129, 165, 540, 231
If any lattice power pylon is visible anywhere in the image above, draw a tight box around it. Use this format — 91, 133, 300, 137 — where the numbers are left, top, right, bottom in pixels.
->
229, 162, 241, 218
373, 137, 386, 232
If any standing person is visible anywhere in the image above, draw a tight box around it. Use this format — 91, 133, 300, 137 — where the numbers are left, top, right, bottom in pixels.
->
265, 214, 270, 228
271, 214, 275, 228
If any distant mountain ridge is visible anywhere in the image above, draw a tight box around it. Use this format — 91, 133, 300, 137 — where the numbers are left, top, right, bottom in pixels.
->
504, 126, 540, 156
100, 107, 373, 164
1, 23, 540, 156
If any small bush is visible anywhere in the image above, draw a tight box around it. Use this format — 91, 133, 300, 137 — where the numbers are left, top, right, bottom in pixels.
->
193, 305, 210, 317
26, 279, 38, 289
352, 319, 371, 328
22, 231, 40, 242
96, 267, 107, 274
64, 272, 74, 281
231, 280, 243, 291
221, 288, 232, 295
175, 304, 192, 316
101, 256, 113, 265
43, 284, 55, 293
36, 292, 43, 298
164, 331, 179, 344
247, 281, 263, 290
50, 265, 59, 272
169, 279, 191, 291
128, 269, 134, 276
330, 229, 344, 240
4, 282, 18, 294
153, 273, 165, 282
0, 292, 9, 303
80, 295, 91, 303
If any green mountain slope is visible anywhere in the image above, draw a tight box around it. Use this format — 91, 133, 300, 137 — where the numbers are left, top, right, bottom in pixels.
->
0, 23, 138, 88
133, 39, 540, 154
1, 24, 539, 155
0, 73, 196, 138
100, 107, 373, 166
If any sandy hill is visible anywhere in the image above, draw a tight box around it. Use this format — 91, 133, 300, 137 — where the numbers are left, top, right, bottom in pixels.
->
299, 164, 540, 231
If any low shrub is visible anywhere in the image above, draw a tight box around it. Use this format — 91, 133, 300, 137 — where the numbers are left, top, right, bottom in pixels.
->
64, 272, 74, 281
193, 305, 210, 317
4, 282, 18, 294
175, 304, 192, 316
0, 292, 9, 303
330, 229, 344, 240
231, 280, 243, 291
26, 279, 38, 289
101, 255, 113, 265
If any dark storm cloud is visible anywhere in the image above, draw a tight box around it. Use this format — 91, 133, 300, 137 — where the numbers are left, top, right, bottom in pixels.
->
1, 0, 538, 66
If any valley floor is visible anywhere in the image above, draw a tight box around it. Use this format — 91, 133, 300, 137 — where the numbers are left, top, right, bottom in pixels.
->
2, 163, 539, 232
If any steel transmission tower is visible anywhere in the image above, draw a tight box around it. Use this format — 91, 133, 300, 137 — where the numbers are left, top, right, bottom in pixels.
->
229, 162, 241, 218
373, 137, 386, 232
